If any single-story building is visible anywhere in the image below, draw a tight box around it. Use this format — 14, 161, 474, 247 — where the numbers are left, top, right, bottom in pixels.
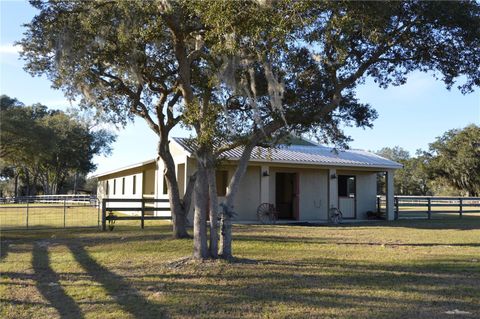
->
95, 137, 401, 221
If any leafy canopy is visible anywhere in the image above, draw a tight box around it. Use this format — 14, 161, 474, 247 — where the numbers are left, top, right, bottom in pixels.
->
0, 95, 116, 194
427, 125, 480, 197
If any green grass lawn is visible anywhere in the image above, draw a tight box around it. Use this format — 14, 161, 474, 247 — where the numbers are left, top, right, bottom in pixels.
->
1, 217, 479, 318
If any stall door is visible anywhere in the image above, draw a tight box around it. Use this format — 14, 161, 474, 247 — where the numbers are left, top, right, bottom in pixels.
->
338, 175, 356, 219
275, 172, 299, 220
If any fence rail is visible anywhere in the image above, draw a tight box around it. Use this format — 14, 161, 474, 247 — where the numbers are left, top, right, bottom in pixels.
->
0, 195, 100, 230
377, 195, 480, 219
1, 194, 96, 204
102, 198, 172, 230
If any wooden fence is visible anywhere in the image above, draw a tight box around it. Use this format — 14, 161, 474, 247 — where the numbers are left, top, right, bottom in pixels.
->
377, 196, 480, 219
101, 198, 172, 230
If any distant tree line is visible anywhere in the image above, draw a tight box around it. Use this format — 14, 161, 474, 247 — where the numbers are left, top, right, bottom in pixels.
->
377, 124, 480, 197
0, 95, 115, 197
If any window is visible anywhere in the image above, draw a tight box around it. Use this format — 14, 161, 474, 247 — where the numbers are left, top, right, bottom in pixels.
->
132, 175, 136, 195
113, 179, 116, 195
338, 175, 356, 197
122, 177, 125, 195
216, 170, 228, 196
106, 181, 109, 195
163, 175, 168, 195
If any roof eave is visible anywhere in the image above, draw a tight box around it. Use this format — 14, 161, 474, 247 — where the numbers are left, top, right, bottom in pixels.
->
92, 159, 156, 178
221, 157, 403, 170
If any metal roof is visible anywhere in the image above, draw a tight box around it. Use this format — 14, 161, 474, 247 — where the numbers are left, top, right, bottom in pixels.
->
173, 137, 402, 169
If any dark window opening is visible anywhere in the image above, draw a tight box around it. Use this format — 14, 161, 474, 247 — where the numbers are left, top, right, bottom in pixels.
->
113, 179, 116, 195
216, 170, 228, 196
122, 177, 125, 195
133, 175, 136, 195
338, 175, 356, 197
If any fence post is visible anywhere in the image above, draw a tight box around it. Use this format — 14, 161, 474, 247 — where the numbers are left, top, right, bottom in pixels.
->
63, 198, 67, 228
101, 199, 107, 231
141, 199, 145, 229
394, 197, 399, 220
26, 200, 29, 229
459, 198, 463, 218
427, 198, 432, 220
97, 198, 100, 229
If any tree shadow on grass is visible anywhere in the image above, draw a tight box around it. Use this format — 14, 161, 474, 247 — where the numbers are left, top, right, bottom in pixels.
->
32, 243, 84, 319
67, 243, 167, 319
0, 240, 9, 261
233, 216, 480, 230
1, 232, 176, 253
122, 257, 479, 318
363, 216, 480, 230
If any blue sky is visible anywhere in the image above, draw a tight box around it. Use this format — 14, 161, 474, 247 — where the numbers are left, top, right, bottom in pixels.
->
1, 0, 479, 176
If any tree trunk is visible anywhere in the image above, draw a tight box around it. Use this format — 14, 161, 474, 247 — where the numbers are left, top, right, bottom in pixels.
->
32, 174, 38, 196
14, 172, 19, 200
207, 163, 218, 258
25, 169, 30, 196
219, 142, 257, 259
193, 155, 209, 259
158, 141, 191, 238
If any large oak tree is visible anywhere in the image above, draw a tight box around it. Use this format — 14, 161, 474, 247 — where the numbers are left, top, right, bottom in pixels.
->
19, 0, 480, 258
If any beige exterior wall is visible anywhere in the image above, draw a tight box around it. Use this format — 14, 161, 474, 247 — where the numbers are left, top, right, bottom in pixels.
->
265, 166, 329, 221
143, 168, 156, 196
355, 173, 378, 219
155, 154, 188, 217
97, 163, 155, 200
232, 166, 261, 221
96, 164, 154, 213
299, 169, 329, 220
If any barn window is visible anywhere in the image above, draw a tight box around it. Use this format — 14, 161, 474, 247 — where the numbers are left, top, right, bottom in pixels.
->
106, 181, 109, 195
132, 175, 136, 194
216, 170, 228, 196
122, 177, 125, 195
338, 175, 356, 197
113, 179, 116, 195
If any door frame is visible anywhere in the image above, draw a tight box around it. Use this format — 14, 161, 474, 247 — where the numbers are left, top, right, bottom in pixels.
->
275, 172, 300, 220
337, 175, 357, 219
